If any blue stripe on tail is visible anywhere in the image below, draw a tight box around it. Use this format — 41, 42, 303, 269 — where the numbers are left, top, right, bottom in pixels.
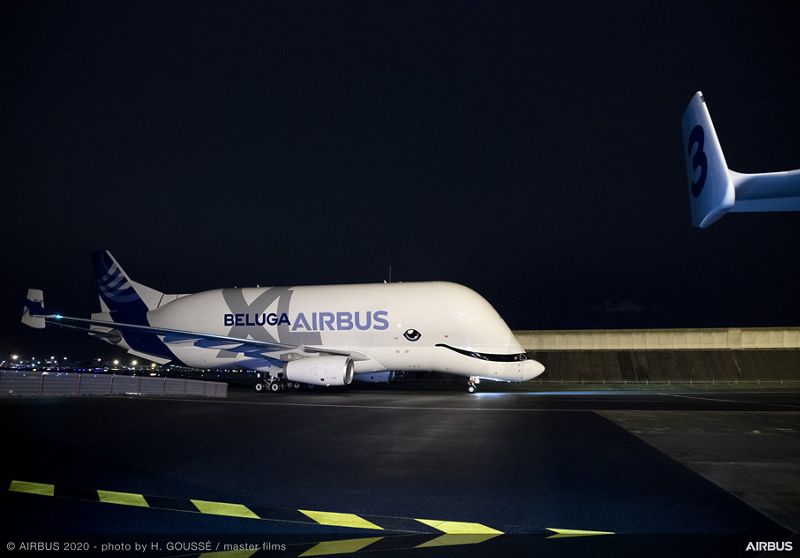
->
91, 251, 175, 362
92, 251, 150, 325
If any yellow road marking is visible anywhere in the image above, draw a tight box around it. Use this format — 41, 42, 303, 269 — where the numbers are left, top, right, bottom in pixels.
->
299, 537, 383, 556
415, 518, 503, 535
8, 478, 509, 539
191, 499, 260, 519
546, 528, 615, 539
416, 534, 501, 547
8, 480, 54, 497
298, 510, 383, 531
97, 490, 149, 508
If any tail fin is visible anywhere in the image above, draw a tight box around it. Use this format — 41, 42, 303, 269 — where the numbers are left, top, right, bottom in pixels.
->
92, 251, 163, 325
683, 91, 800, 228
21, 288, 46, 329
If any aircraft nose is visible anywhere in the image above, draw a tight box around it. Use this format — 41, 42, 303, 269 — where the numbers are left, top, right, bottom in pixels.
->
522, 359, 545, 380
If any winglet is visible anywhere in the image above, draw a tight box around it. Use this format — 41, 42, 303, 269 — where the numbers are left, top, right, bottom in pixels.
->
21, 289, 46, 329
683, 91, 800, 228
682, 91, 735, 228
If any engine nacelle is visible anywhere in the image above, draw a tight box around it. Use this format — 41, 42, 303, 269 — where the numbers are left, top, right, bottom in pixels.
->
285, 356, 354, 386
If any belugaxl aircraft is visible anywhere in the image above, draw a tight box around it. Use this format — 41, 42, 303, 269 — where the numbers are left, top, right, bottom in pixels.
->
22, 251, 544, 393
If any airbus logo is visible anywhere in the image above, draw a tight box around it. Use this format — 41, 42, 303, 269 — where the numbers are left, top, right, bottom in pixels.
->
745, 541, 792, 552
223, 310, 389, 331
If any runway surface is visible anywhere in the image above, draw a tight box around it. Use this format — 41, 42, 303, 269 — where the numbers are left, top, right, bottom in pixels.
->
2, 388, 797, 556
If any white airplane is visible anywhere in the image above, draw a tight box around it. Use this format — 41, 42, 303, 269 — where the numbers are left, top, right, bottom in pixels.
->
683, 91, 800, 228
22, 251, 544, 392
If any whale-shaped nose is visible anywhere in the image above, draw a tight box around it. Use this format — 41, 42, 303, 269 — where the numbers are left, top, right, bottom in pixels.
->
521, 359, 545, 380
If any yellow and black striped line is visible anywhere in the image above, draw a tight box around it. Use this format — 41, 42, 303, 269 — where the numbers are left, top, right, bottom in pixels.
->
7, 479, 614, 543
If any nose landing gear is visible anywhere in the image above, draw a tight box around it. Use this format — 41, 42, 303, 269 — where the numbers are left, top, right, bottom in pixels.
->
467, 376, 479, 393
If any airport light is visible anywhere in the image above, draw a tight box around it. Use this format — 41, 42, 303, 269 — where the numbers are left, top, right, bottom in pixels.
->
11, 355, 18, 361
113, 360, 119, 366
131, 360, 138, 366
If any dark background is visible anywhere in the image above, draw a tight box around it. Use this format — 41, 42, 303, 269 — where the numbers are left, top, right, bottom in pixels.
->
1, 1, 799, 359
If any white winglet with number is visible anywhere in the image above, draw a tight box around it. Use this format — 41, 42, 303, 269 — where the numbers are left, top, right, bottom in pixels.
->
683, 91, 800, 228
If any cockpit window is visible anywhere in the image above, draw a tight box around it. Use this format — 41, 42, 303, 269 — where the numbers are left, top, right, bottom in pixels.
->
435, 343, 528, 362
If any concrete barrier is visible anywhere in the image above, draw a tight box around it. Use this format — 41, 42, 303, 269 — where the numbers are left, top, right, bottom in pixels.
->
513, 328, 800, 382
0, 371, 227, 398
514, 327, 800, 351
527, 350, 800, 381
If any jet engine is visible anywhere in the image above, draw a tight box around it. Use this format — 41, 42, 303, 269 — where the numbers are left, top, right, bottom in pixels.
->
285, 356, 354, 386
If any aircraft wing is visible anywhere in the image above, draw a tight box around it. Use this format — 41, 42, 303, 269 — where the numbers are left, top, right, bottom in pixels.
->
41, 313, 369, 361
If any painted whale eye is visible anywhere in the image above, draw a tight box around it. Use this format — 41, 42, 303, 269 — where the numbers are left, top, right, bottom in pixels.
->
404, 329, 421, 342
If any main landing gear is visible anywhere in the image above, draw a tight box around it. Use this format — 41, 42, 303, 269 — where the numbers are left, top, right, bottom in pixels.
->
254, 376, 302, 393
467, 376, 479, 393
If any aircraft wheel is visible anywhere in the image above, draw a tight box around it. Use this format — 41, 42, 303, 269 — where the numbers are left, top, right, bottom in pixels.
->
254, 382, 265, 393
292, 382, 301, 389
269, 382, 281, 393
467, 384, 476, 393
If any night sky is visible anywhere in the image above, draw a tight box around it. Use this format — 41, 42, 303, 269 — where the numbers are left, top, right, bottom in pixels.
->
2, 1, 799, 360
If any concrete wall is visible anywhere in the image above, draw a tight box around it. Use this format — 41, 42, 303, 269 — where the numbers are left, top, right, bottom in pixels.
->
515, 327, 800, 351
528, 350, 800, 381
512, 328, 800, 381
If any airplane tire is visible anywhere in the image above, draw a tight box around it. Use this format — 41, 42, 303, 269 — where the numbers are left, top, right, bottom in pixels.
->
467, 385, 476, 393
269, 382, 281, 393
254, 382, 265, 393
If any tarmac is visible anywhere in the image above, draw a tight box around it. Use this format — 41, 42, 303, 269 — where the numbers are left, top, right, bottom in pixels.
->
2, 387, 799, 557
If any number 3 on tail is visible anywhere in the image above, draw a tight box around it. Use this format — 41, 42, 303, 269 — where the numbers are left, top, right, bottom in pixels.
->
687, 125, 707, 197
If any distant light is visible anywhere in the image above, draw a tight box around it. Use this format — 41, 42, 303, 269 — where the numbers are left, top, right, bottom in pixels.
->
54, 314, 62, 319
149, 372, 157, 377
113, 360, 119, 366
11, 355, 18, 361
131, 360, 138, 366
150, 363, 156, 368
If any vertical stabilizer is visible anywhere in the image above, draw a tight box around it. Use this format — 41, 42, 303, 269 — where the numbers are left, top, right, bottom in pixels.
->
92, 251, 163, 325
